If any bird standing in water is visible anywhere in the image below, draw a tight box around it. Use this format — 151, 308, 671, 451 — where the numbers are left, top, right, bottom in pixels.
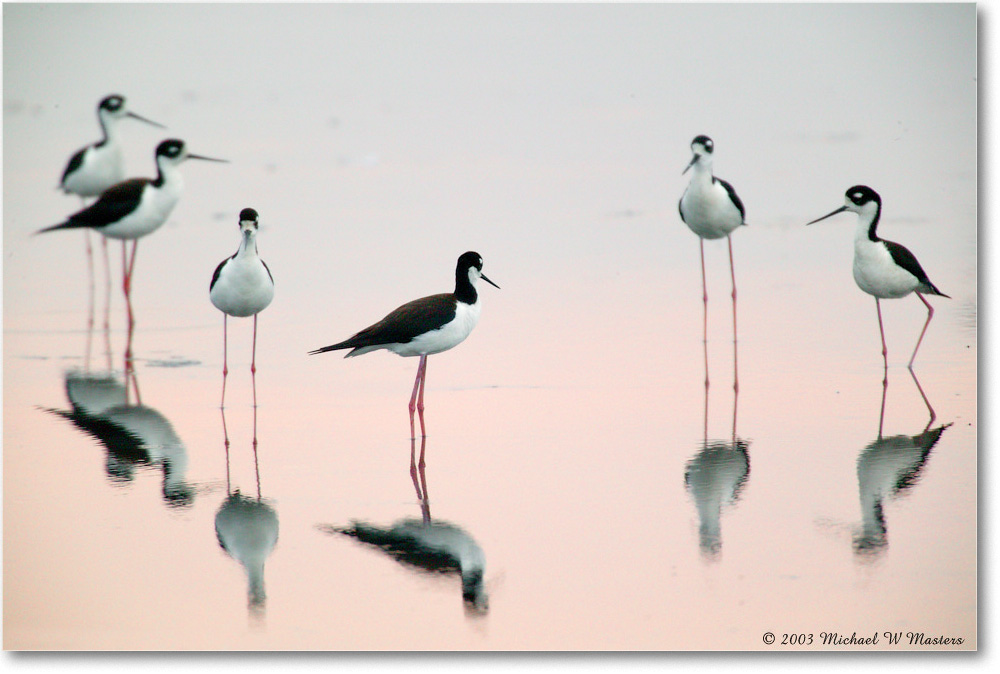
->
807, 185, 949, 370
310, 252, 499, 438
679, 135, 747, 388
210, 208, 275, 408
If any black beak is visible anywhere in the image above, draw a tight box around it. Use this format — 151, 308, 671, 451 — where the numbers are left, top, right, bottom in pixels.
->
806, 205, 848, 225
126, 111, 166, 129
682, 154, 698, 175
481, 273, 500, 290
187, 153, 229, 163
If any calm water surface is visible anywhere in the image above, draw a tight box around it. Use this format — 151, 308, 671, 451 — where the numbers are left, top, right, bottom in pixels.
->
3, 3, 977, 651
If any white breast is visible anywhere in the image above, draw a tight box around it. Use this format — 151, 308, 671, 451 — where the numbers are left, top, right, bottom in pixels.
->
102, 177, 183, 240
852, 239, 919, 299
391, 299, 481, 357
680, 178, 743, 240
63, 144, 126, 197
211, 256, 275, 317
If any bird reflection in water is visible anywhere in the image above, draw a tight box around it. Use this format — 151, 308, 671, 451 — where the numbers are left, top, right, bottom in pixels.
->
684, 336, 750, 561
46, 369, 194, 507
320, 435, 489, 614
853, 369, 951, 560
215, 403, 279, 620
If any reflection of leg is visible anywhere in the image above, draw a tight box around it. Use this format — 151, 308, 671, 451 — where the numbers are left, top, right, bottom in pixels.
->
909, 293, 934, 370
875, 298, 888, 381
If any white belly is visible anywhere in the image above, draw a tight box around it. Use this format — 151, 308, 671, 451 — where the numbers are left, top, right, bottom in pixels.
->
390, 300, 481, 357
210, 258, 275, 317
852, 241, 919, 299
63, 145, 125, 197
680, 182, 743, 239
101, 181, 181, 240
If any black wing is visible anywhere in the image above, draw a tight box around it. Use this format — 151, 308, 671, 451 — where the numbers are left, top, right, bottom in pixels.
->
39, 178, 150, 233
209, 254, 234, 292
60, 146, 88, 187
714, 177, 746, 221
310, 293, 457, 355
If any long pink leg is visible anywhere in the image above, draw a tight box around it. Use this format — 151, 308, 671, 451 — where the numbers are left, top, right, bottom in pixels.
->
417, 356, 428, 437
908, 366, 936, 429
251, 314, 259, 408
876, 298, 888, 381
84, 229, 95, 372
700, 239, 709, 389
728, 235, 739, 395
408, 355, 428, 439
908, 293, 934, 370
220, 314, 229, 408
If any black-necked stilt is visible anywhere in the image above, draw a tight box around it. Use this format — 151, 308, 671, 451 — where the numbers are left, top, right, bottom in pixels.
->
59, 94, 165, 199
807, 185, 949, 369
309, 251, 499, 438
679, 135, 747, 388
210, 208, 275, 408
41, 139, 227, 298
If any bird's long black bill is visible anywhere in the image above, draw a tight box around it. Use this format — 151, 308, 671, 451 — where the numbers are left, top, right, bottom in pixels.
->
126, 111, 166, 129
188, 153, 229, 163
682, 155, 697, 175
481, 273, 500, 290
806, 205, 848, 225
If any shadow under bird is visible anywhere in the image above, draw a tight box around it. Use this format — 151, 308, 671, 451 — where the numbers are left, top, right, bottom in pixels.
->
40, 139, 228, 295
309, 251, 499, 438
59, 94, 165, 199
807, 185, 949, 369
210, 208, 275, 408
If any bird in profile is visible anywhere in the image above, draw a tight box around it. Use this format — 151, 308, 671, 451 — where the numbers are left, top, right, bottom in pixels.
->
679, 135, 747, 386
59, 94, 165, 199
309, 251, 499, 438
40, 139, 228, 298
58, 94, 166, 323
210, 208, 275, 408
807, 185, 949, 370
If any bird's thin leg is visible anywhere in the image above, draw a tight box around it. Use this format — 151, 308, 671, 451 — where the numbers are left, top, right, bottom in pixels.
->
251, 314, 259, 375
220, 314, 229, 409
408, 355, 427, 439
417, 356, 429, 438
84, 229, 95, 372
125, 241, 138, 298
728, 235, 739, 396
251, 315, 259, 408
700, 239, 709, 390
909, 293, 935, 370
878, 365, 888, 439
102, 236, 112, 371
221, 406, 231, 494
908, 365, 936, 430
876, 298, 888, 381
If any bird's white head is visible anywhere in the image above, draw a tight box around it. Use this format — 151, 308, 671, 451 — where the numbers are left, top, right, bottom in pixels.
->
683, 134, 714, 174
239, 207, 260, 243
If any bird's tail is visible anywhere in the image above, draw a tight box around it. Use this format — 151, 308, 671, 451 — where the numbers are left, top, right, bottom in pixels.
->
35, 220, 89, 235
923, 282, 950, 299
308, 342, 352, 356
